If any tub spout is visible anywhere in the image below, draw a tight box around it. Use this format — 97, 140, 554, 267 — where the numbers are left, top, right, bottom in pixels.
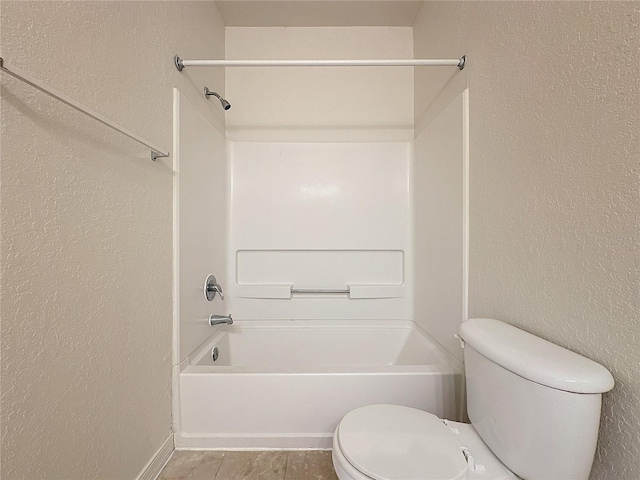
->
209, 314, 233, 326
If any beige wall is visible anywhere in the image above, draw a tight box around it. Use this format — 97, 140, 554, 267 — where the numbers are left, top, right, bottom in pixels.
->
225, 26, 414, 141
0, 2, 225, 479
414, 2, 638, 479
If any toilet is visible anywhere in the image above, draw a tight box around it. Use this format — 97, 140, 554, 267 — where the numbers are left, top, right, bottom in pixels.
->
332, 318, 615, 480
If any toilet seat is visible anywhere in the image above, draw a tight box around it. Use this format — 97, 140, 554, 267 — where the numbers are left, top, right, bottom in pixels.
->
335, 405, 468, 480
333, 405, 518, 480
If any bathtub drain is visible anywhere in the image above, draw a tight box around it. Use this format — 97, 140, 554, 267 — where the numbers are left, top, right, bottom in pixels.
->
212, 346, 219, 362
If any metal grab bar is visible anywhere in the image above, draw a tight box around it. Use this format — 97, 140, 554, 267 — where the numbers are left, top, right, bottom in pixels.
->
290, 288, 350, 294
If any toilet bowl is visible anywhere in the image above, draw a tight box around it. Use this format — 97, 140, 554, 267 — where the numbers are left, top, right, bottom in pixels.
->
331, 319, 614, 480
332, 404, 517, 480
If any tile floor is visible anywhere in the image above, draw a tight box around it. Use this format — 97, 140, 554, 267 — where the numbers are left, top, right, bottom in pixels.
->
158, 450, 339, 480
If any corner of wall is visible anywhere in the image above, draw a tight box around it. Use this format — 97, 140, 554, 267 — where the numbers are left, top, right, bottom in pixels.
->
135, 434, 175, 480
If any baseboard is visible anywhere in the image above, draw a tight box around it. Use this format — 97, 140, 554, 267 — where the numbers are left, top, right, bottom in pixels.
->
136, 434, 175, 480
174, 432, 332, 450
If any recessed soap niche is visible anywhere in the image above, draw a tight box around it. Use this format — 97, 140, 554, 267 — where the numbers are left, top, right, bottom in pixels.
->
235, 249, 405, 299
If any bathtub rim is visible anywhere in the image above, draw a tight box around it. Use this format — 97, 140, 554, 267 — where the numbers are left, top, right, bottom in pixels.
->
182, 319, 462, 375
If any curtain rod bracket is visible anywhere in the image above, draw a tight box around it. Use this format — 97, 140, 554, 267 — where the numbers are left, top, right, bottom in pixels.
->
151, 151, 169, 161
174, 55, 184, 72
458, 55, 466, 70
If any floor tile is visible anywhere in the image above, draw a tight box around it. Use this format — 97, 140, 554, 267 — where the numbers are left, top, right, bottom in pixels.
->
158, 450, 225, 480
214, 451, 287, 480
285, 451, 338, 480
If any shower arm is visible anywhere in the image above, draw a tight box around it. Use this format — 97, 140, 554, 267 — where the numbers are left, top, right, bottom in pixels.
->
205, 89, 223, 101
203, 87, 231, 110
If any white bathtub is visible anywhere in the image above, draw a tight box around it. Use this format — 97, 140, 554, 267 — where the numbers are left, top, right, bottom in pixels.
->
175, 320, 463, 449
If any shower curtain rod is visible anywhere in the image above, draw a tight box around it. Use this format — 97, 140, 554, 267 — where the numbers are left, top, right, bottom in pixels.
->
174, 55, 466, 70
0, 57, 170, 161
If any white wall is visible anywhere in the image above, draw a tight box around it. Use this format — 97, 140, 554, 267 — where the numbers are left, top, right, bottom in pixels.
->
0, 2, 225, 478
225, 26, 414, 141
414, 2, 639, 479
174, 90, 227, 364
229, 142, 412, 320
413, 91, 468, 361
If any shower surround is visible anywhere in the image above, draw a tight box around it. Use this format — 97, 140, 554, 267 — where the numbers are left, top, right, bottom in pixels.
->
173, 26, 468, 450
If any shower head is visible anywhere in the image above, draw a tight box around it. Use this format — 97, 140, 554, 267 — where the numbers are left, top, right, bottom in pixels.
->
219, 98, 231, 110
204, 87, 231, 110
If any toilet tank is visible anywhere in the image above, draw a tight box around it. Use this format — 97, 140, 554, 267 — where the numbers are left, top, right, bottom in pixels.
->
459, 319, 614, 480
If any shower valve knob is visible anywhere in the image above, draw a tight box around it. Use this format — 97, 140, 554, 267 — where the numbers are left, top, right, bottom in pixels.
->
204, 274, 224, 301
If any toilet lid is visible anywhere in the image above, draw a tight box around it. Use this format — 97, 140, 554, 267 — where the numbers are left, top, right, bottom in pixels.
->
337, 405, 468, 480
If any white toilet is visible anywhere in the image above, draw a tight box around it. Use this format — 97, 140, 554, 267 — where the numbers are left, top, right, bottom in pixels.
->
332, 318, 614, 480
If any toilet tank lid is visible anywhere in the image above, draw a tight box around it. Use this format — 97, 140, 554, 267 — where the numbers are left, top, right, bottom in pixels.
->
459, 318, 614, 394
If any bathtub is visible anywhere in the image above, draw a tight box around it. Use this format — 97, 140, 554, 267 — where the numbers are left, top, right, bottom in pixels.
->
174, 320, 463, 449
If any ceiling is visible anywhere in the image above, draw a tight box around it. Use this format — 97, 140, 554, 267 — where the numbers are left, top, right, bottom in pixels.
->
216, 1, 425, 27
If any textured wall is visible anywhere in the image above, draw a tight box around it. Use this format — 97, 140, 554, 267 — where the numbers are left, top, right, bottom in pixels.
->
414, 2, 639, 479
0, 2, 224, 479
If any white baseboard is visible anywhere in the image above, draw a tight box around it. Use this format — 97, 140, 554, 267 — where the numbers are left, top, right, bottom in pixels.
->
174, 432, 332, 450
136, 434, 175, 480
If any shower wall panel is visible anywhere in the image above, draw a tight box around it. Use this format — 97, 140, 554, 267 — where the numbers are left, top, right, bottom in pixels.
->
175, 90, 227, 363
225, 27, 414, 142
228, 141, 412, 320
413, 91, 468, 361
